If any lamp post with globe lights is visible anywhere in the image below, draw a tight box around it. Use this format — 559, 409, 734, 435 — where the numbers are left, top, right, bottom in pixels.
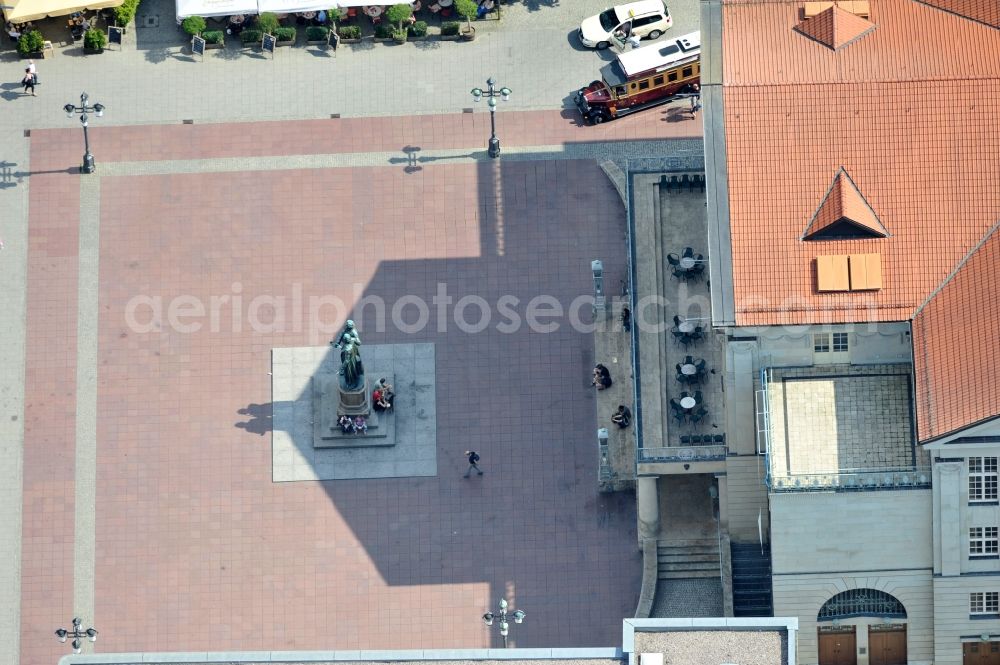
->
470, 77, 511, 159
63, 92, 105, 174
482, 598, 525, 648
55, 617, 98, 654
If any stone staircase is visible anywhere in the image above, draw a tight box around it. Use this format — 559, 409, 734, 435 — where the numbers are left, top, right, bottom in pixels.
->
657, 538, 721, 580
731, 542, 773, 617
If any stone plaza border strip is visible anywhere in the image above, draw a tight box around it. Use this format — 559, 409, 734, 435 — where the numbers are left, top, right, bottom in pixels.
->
0, 144, 30, 665
95, 141, 705, 179
621, 618, 799, 665
59, 648, 624, 665
74, 175, 101, 638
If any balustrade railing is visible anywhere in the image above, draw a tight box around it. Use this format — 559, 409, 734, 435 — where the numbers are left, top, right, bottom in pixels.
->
769, 466, 932, 492
638, 444, 727, 463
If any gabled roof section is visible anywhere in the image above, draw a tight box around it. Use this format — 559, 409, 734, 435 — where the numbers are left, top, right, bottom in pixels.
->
917, 0, 1000, 29
803, 168, 888, 240
913, 222, 1000, 441
794, 4, 876, 50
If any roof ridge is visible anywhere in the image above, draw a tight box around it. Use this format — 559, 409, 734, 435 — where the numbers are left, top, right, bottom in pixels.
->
913, 217, 1000, 318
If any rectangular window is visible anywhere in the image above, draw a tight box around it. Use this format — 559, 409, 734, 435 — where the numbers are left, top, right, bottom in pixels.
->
971, 592, 1000, 615
638, 79, 650, 91
832, 332, 849, 352
653, 75, 664, 86
813, 333, 830, 353
668, 71, 678, 82
970, 527, 1000, 556
682, 66, 693, 77
970, 458, 999, 502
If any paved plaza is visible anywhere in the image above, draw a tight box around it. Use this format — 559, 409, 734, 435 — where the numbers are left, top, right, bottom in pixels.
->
0, 2, 704, 664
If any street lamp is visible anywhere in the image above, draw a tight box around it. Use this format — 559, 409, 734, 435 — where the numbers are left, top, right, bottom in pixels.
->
470, 77, 511, 159
482, 597, 525, 648
55, 617, 98, 654
63, 92, 105, 174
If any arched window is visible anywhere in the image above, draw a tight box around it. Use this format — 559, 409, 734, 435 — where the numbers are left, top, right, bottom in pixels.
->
818, 589, 906, 621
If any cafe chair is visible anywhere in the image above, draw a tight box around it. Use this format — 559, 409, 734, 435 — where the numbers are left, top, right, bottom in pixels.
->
682, 246, 695, 259
667, 253, 680, 266
694, 390, 703, 404
691, 406, 708, 424
673, 315, 682, 326
695, 358, 706, 372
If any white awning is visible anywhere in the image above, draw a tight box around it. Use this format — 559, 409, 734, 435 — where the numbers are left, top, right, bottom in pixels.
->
256, 0, 329, 13
175, 0, 257, 19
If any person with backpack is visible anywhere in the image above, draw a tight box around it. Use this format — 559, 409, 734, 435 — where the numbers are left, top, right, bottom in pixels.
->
22, 67, 36, 96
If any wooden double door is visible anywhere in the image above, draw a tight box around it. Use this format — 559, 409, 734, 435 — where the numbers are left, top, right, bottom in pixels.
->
819, 628, 857, 665
965, 641, 1000, 665
869, 626, 906, 665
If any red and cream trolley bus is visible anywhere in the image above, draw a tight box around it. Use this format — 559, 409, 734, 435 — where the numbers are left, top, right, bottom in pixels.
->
574, 31, 701, 124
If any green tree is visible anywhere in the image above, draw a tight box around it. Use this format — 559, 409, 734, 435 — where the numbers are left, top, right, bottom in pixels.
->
385, 3, 412, 30
257, 12, 280, 35
17, 29, 44, 55
181, 15, 206, 35
84, 27, 108, 49
114, 0, 141, 27
453, 0, 477, 32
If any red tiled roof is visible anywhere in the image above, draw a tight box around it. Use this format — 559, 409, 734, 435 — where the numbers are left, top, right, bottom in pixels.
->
917, 0, 1000, 28
721, 0, 1000, 326
803, 168, 888, 239
794, 5, 877, 50
719, 0, 1000, 438
913, 224, 1000, 441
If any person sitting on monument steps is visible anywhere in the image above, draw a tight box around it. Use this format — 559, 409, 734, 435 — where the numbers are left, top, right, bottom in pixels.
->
353, 415, 368, 434
373, 387, 392, 412
338, 414, 354, 434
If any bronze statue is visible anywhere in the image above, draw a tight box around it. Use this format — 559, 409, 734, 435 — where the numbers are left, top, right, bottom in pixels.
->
341, 342, 365, 390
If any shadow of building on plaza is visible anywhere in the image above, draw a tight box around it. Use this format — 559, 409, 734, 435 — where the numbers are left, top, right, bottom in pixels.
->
244, 153, 644, 647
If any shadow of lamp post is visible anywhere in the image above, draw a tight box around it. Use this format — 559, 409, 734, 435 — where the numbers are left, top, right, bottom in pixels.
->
63, 92, 105, 174
55, 617, 98, 654
482, 598, 525, 647
470, 77, 511, 159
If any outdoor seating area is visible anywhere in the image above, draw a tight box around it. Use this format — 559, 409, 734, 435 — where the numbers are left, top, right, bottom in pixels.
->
667, 246, 706, 281
675, 354, 707, 384
670, 390, 708, 425
670, 314, 705, 346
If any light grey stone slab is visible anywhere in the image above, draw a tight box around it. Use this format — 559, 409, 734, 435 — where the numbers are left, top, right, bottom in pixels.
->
272, 344, 437, 482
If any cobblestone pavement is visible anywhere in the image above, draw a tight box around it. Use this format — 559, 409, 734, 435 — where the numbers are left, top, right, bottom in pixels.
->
0, 2, 703, 664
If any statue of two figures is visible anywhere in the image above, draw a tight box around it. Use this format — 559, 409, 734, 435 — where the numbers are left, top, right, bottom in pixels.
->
331, 319, 365, 393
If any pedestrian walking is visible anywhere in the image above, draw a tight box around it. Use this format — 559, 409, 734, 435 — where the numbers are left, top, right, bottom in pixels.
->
463, 450, 483, 478
27, 59, 36, 76
21, 68, 35, 96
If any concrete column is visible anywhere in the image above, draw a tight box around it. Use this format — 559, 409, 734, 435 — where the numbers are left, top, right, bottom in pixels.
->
725, 341, 757, 456
637, 476, 661, 543
716, 473, 729, 530
938, 462, 962, 576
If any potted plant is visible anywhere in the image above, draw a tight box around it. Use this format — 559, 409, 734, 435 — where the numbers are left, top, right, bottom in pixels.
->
114, 0, 141, 30
17, 30, 46, 58
439, 21, 460, 40
454, 0, 477, 40
408, 20, 427, 40
337, 24, 361, 42
240, 27, 263, 45
373, 22, 393, 42
202, 29, 225, 48
83, 27, 107, 52
274, 25, 296, 45
181, 15, 206, 36
306, 25, 329, 44
385, 3, 411, 42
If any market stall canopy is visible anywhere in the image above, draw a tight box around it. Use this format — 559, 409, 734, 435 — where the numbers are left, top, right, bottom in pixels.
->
4, 0, 122, 24
175, 0, 256, 19
256, 0, 328, 14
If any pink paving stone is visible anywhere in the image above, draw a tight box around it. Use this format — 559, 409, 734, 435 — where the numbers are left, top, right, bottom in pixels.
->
18, 112, 697, 662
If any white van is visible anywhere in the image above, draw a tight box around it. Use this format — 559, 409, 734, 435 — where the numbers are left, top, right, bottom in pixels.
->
578, 0, 673, 49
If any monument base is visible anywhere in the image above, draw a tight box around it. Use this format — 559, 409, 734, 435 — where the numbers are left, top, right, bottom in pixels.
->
311, 373, 396, 448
